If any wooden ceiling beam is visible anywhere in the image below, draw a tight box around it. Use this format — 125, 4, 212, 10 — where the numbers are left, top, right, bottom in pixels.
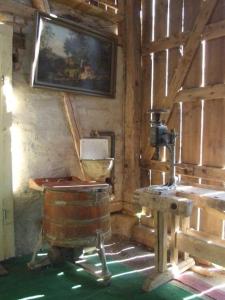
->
53, 0, 123, 23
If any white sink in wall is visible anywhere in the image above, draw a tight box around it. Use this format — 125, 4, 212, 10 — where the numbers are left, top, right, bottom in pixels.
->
80, 158, 114, 182
80, 138, 114, 182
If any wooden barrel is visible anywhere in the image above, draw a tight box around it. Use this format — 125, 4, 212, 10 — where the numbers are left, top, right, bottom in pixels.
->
43, 184, 111, 248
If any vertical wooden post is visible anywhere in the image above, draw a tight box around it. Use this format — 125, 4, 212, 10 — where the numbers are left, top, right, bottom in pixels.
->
153, 209, 159, 271
170, 214, 179, 264
151, 0, 167, 185
140, 0, 152, 187
123, 0, 142, 202
181, 216, 190, 260
158, 212, 168, 272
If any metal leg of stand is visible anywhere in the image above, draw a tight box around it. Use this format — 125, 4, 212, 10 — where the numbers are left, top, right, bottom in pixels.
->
0, 264, 8, 276
28, 228, 51, 270
96, 230, 111, 283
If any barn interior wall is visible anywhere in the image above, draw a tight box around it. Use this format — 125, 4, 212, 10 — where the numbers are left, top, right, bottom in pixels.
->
11, 0, 124, 255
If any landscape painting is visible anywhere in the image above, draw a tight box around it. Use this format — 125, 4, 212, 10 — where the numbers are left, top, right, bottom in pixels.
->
31, 13, 116, 97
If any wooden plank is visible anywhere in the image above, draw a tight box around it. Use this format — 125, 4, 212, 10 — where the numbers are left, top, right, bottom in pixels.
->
123, 0, 141, 202
175, 83, 225, 102
153, 0, 167, 110
200, 208, 223, 237
145, 160, 225, 183
203, 100, 225, 168
177, 229, 225, 267
170, 214, 179, 264
167, 0, 183, 163
182, 100, 201, 163
141, 215, 155, 228
143, 32, 188, 54
63, 95, 85, 180
201, 0, 225, 237
133, 188, 193, 217
132, 224, 155, 249
203, 19, 225, 41
151, 0, 167, 185
53, 0, 123, 23
176, 185, 225, 213
162, 0, 218, 117
181, 217, 190, 260
109, 201, 122, 213
182, 0, 201, 218
117, 0, 125, 47
143, 19, 225, 54
143, 258, 195, 291
153, 210, 159, 271
158, 212, 167, 272
140, 0, 152, 185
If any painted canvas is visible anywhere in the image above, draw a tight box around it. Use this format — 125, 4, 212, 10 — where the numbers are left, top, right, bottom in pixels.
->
31, 13, 116, 97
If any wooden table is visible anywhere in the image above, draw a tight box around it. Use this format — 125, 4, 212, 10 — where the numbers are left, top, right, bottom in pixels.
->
133, 186, 194, 291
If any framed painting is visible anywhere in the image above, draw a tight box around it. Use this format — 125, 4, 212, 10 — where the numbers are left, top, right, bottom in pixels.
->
31, 13, 117, 97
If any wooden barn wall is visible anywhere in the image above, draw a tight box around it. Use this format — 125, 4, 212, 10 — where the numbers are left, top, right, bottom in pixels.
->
141, 0, 225, 186
140, 0, 225, 240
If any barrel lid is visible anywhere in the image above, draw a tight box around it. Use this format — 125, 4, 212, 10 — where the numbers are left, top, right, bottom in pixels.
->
29, 176, 109, 192
45, 182, 109, 192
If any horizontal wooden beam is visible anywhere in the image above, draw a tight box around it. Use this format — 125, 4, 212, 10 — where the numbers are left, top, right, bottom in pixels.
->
175, 83, 225, 103
142, 160, 225, 182
203, 19, 225, 41
143, 19, 225, 54
177, 229, 225, 267
0, 0, 35, 19
53, 0, 123, 23
132, 224, 155, 249
143, 32, 188, 54
109, 201, 123, 213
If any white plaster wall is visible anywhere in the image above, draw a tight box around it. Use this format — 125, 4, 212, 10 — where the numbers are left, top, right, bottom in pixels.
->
13, 13, 124, 255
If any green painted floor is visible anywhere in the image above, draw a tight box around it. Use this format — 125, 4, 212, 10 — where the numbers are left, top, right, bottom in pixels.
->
0, 255, 203, 300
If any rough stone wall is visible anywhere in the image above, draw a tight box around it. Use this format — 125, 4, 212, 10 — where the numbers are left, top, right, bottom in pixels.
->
12, 1, 124, 255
